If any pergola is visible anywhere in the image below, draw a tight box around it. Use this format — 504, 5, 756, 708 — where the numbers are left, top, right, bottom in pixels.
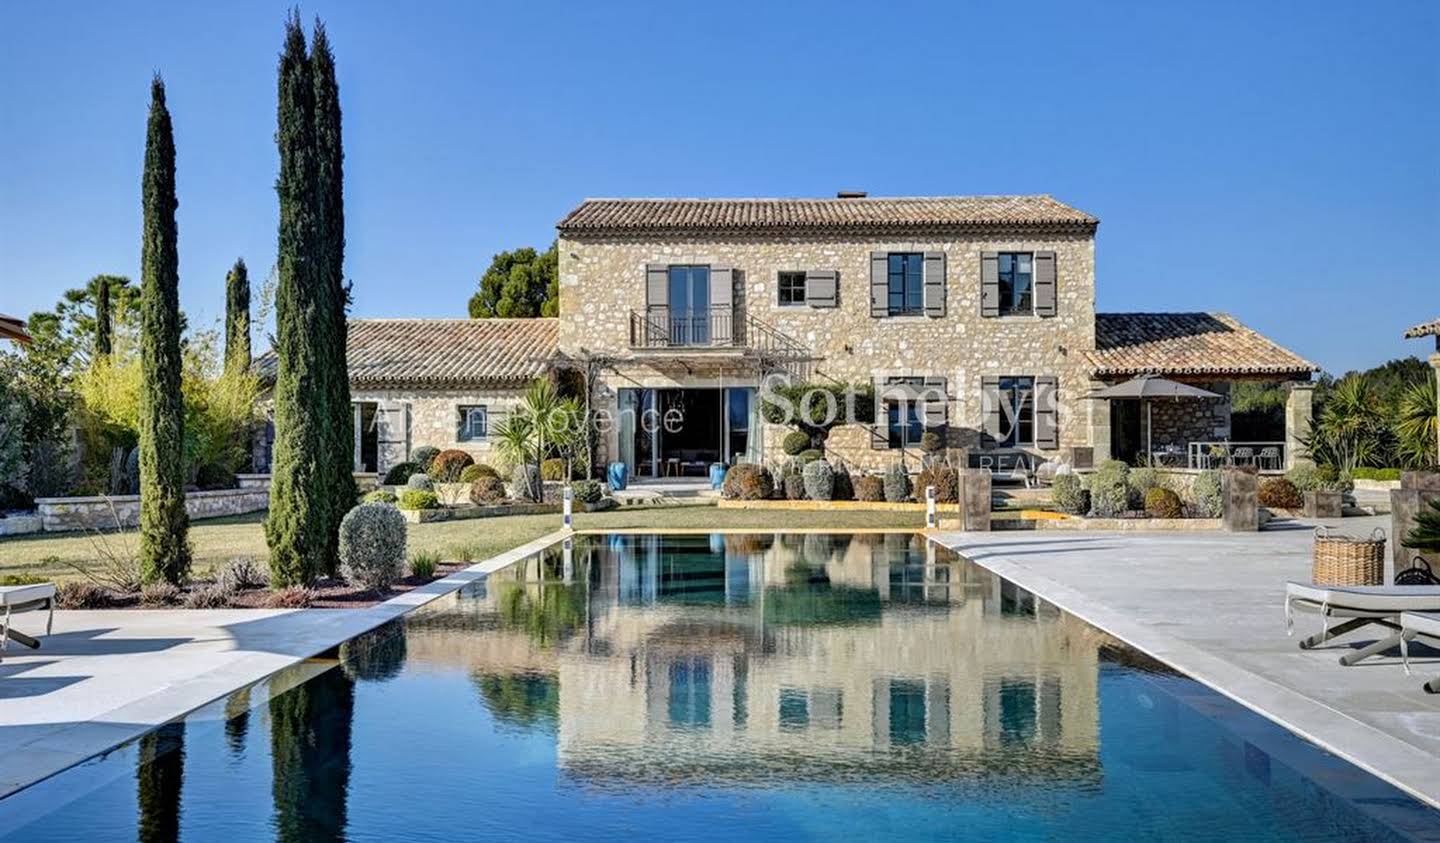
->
0, 313, 31, 344
1404, 317, 1440, 462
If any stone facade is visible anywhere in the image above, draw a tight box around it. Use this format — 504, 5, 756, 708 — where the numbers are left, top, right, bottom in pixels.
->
1144, 381, 1233, 454
352, 386, 526, 470
33, 488, 270, 533
558, 230, 1097, 470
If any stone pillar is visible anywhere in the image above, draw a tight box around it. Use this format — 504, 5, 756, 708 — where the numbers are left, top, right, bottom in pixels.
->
1221, 468, 1258, 532
960, 469, 991, 532
1284, 382, 1315, 470
1086, 379, 1112, 465
1391, 471, 1440, 576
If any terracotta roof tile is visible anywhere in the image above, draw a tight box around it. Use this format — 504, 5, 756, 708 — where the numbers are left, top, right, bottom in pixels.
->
1403, 318, 1440, 339
1089, 313, 1318, 378
557, 195, 1097, 235
256, 318, 557, 388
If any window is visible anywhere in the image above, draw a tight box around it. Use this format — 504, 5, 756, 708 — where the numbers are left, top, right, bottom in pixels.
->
885, 377, 925, 449
887, 253, 924, 316
997, 377, 1035, 447
667, 265, 711, 344
778, 271, 807, 306
667, 657, 712, 728
779, 688, 809, 731
997, 253, 1033, 316
458, 405, 488, 441
889, 679, 927, 745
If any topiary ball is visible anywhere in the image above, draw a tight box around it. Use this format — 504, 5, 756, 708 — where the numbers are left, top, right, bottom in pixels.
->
430, 449, 475, 483
338, 502, 407, 591
781, 430, 811, 456
409, 446, 441, 474
406, 473, 435, 492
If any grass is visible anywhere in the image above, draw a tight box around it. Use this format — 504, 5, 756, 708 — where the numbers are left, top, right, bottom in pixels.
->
0, 505, 925, 584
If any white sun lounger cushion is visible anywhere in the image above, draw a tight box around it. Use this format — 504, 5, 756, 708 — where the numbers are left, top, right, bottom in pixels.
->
1286, 582, 1440, 612
0, 583, 56, 606
1402, 611, 1440, 638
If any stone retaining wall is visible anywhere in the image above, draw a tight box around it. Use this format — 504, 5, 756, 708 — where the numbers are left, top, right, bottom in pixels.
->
33, 488, 270, 533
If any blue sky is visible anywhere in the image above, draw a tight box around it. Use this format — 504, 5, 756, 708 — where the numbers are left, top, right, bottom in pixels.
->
1, 0, 1436, 373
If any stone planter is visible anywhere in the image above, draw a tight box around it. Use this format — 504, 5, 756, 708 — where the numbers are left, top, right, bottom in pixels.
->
1304, 490, 1343, 519
1392, 471, 1440, 571
1221, 468, 1258, 532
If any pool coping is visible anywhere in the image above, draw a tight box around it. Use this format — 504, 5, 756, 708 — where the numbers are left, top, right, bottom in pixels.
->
0, 528, 573, 800
929, 533, 1440, 811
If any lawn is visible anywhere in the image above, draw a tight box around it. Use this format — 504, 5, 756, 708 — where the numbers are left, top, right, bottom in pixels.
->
0, 505, 925, 584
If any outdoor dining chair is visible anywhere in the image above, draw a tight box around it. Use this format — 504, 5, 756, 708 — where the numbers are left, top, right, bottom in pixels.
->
1258, 446, 1281, 470
1231, 446, 1255, 466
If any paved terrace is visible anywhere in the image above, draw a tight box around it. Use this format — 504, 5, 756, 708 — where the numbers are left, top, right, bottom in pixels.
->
0, 531, 568, 799
934, 514, 1440, 809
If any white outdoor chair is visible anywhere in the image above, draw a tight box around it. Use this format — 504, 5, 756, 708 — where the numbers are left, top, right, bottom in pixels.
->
1258, 446, 1281, 470
1231, 446, 1255, 466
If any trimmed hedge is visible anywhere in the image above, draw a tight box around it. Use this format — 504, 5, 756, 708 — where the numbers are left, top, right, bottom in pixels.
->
469, 476, 506, 505
409, 446, 440, 474
1258, 477, 1302, 510
1192, 470, 1224, 517
430, 449, 474, 483
1144, 487, 1183, 518
405, 473, 434, 492
460, 463, 499, 483
338, 502, 407, 591
883, 463, 912, 503
382, 461, 420, 486
915, 464, 958, 503
722, 464, 774, 500
572, 479, 604, 504
363, 489, 397, 504
1051, 473, 1088, 515
802, 460, 835, 501
781, 430, 812, 456
398, 489, 439, 510
854, 475, 885, 502
832, 463, 854, 501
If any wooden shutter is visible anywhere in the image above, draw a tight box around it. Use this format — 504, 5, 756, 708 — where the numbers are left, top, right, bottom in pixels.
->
375, 400, 410, 473
980, 376, 1002, 447
923, 252, 946, 317
1034, 251, 1057, 317
1035, 375, 1059, 449
456, 406, 468, 442
922, 376, 948, 431
869, 252, 888, 317
711, 267, 734, 344
806, 270, 838, 308
645, 264, 668, 345
980, 252, 1000, 317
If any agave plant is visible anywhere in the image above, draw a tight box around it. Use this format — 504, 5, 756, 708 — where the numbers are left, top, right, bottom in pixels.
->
1304, 375, 1391, 472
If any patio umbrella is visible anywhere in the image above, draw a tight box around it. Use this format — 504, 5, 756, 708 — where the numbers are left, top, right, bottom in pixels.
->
1088, 374, 1222, 462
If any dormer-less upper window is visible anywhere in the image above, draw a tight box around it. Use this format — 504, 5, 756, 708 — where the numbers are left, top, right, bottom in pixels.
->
998, 253, 1033, 316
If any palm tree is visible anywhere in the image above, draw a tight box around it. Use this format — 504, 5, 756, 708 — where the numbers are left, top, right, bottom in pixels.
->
494, 379, 583, 501
1396, 376, 1438, 468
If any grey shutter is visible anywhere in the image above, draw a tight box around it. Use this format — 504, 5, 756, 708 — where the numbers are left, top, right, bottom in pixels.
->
456, 406, 468, 442
375, 400, 410, 473
871, 376, 889, 448
805, 270, 838, 308
869, 252, 888, 317
922, 252, 946, 317
980, 252, 1000, 317
1034, 251, 1057, 317
711, 266, 734, 344
1035, 375, 1059, 449
980, 376, 1002, 447
645, 264, 669, 345
922, 376, 948, 431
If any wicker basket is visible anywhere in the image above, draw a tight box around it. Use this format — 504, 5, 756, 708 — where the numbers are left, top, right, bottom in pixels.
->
1311, 526, 1386, 586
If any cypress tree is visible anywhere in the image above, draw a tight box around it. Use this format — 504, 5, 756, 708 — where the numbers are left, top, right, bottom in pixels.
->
94, 275, 112, 357
224, 258, 251, 376
138, 76, 191, 585
265, 16, 329, 586
312, 21, 355, 571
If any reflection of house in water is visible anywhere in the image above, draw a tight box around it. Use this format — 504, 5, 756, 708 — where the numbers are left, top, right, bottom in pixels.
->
404, 534, 1101, 787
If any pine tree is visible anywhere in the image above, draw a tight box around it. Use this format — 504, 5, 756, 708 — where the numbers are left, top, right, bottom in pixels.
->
265, 16, 329, 586
137, 76, 191, 585
94, 274, 112, 357
224, 258, 251, 375
1404, 497, 1440, 553
312, 21, 355, 571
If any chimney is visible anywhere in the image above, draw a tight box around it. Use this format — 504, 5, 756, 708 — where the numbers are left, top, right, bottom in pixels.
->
836, 190, 867, 199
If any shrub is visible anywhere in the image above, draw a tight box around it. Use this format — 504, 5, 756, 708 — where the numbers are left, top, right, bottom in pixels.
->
722, 464, 773, 500
1351, 466, 1402, 482
140, 581, 181, 606
460, 463, 499, 483
783, 468, 806, 500
382, 461, 420, 486
915, 463, 959, 503
57, 581, 112, 609
1286, 464, 1321, 493
405, 472, 434, 492
1127, 466, 1163, 508
832, 463, 854, 501
802, 460, 835, 501
430, 449, 474, 482
338, 502, 408, 591
511, 464, 542, 502
410, 550, 440, 580
398, 489, 439, 510
364, 489, 397, 504
1091, 459, 1130, 493
1316, 464, 1355, 492
1258, 478, 1303, 510
883, 463, 912, 503
919, 430, 944, 454
1089, 484, 1129, 518
264, 586, 313, 609
796, 448, 824, 464
1051, 473, 1089, 515
781, 430, 811, 456
571, 479, 604, 504
1191, 470, 1224, 518
409, 445, 441, 473
195, 461, 237, 490
217, 556, 266, 592
184, 584, 233, 609
541, 458, 569, 481
469, 476, 506, 505
1145, 487, 1184, 519
854, 474, 885, 502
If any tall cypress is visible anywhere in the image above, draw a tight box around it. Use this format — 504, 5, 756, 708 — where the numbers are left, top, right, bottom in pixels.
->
312, 22, 354, 571
224, 257, 251, 375
265, 16, 328, 586
138, 76, 191, 585
94, 275, 112, 357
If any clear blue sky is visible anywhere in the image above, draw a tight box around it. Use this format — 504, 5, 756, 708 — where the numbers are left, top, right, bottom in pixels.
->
2, 0, 1436, 374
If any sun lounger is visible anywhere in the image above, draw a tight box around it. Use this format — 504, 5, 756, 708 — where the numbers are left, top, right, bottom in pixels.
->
0, 583, 56, 652
1400, 611, 1440, 693
1284, 582, 1440, 665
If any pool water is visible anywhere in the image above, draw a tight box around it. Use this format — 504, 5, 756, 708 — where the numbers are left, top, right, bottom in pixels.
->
2, 533, 1437, 841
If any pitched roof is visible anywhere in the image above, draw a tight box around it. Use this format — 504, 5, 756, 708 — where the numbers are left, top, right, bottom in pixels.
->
557, 195, 1097, 235
0, 313, 30, 344
1089, 313, 1319, 378
1404, 318, 1440, 339
256, 318, 557, 388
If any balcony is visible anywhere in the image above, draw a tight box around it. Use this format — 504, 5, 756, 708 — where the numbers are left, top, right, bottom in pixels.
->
628, 304, 815, 377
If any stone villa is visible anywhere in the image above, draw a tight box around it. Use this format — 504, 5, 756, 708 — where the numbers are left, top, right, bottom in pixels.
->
256, 193, 1318, 479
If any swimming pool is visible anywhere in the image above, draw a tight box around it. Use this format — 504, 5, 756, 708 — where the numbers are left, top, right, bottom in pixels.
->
2, 533, 1436, 841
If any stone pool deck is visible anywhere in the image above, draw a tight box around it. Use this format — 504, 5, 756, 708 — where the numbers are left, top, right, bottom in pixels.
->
0, 530, 568, 799
934, 514, 1440, 809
